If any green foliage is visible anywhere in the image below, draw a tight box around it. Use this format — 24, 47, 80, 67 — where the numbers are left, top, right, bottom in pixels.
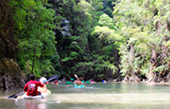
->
5, 0, 169, 82
92, 26, 121, 41
98, 14, 115, 29
9, 0, 58, 76
113, 0, 170, 81
77, 0, 92, 13
50, 0, 109, 79
103, 0, 115, 17
154, 65, 168, 74
89, 0, 104, 25
62, 51, 79, 62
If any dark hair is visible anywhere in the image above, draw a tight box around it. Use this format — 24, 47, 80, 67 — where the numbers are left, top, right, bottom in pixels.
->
30, 74, 35, 80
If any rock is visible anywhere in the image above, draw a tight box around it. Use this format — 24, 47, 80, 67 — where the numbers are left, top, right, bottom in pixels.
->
0, 58, 25, 89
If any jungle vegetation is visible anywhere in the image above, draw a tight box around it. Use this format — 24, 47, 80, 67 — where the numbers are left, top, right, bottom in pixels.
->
0, 0, 170, 89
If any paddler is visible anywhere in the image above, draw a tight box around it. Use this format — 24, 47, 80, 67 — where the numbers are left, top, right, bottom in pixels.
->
74, 78, 84, 86
38, 77, 49, 93
52, 79, 58, 85
24, 74, 44, 96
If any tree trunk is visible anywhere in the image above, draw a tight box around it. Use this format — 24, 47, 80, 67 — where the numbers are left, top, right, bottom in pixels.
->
31, 46, 36, 73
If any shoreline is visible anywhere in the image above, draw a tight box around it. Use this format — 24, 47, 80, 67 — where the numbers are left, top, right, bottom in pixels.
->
106, 80, 170, 86
145, 82, 170, 86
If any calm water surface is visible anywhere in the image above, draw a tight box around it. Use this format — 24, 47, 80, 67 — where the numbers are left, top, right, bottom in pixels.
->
0, 82, 170, 109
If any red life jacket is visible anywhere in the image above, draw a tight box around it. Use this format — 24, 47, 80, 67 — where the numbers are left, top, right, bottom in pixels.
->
24, 80, 44, 96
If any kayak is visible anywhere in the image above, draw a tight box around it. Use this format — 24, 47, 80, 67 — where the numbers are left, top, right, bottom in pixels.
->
85, 81, 90, 84
22, 90, 51, 99
74, 84, 85, 88
66, 81, 74, 84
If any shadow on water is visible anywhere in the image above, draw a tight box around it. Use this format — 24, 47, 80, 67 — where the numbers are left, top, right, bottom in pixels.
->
0, 83, 170, 109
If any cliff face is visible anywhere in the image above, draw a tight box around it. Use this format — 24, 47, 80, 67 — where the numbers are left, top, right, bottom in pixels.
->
0, 0, 25, 89
0, 59, 25, 89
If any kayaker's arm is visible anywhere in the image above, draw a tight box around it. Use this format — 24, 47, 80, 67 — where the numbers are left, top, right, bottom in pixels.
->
38, 82, 44, 87
23, 83, 28, 92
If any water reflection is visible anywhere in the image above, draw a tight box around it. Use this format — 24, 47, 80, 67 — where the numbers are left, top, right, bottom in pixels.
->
24, 100, 47, 109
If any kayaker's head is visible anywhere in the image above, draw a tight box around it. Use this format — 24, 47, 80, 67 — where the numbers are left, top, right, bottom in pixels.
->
40, 77, 48, 84
30, 74, 35, 80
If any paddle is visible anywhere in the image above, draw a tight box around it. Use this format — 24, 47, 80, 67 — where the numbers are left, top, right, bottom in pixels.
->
8, 91, 25, 99
8, 75, 58, 99
74, 74, 79, 80
48, 75, 58, 82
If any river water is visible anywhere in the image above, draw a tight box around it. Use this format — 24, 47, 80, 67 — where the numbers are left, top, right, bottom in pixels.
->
0, 82, 170, 109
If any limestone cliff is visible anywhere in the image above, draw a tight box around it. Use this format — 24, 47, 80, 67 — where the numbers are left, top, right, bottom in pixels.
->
0, 0, 25, 89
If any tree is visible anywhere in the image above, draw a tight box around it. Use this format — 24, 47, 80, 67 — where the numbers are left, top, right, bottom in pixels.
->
113, 0, 170, 82
10, 0, 57, 77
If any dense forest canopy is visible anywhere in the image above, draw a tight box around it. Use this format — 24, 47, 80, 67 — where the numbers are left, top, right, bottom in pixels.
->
0, 0, 169, 89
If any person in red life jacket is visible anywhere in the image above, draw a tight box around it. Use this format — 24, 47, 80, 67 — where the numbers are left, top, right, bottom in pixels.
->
38, 77, 49, 93
24, 74, 44, 96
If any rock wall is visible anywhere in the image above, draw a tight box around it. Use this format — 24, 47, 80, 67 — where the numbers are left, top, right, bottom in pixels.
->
0, 0, 25, 90
0, 59, 25, 89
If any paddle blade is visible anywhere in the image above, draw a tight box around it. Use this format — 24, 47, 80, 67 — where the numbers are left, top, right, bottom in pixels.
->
8, 94, 17, 99
48, 75, 58, 82
74, 74, 78, 79
8, 91, 25, 99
